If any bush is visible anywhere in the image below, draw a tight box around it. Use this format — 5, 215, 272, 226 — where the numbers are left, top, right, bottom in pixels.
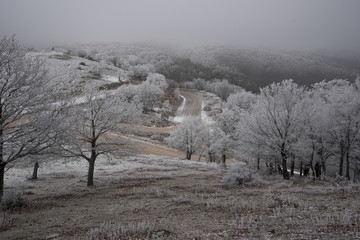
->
331, 174, 351, 187
1, 192, 25, 211
77, 50, 87, 58
222, 163, 262, 187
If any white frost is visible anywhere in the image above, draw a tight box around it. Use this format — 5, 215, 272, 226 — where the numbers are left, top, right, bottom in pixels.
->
102, 75, 119, 82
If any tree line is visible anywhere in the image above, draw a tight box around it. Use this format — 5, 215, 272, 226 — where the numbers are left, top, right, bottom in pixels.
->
167, 79, 360, 182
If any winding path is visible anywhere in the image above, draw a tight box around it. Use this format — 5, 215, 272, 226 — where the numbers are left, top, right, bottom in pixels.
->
177, 90, 203, 117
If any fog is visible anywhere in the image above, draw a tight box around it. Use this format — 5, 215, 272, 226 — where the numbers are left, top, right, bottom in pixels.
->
1, 0, 360, 50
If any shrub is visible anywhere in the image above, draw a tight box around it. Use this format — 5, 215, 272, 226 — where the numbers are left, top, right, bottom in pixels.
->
1, 192, 25, 211
332, 174, 351, 187
77, 50, 87, 58
222, 163, 262, 187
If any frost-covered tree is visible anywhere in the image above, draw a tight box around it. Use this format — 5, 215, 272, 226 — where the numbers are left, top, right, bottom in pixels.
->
237, 80, 309, 179
138, 82, 164, 113
211, 79, 236, 101
0, 36, 60, 197
145, 73, 168, 90
138, 73, 168, 112
213, 91, 257, 165
200, 125, 217, 162
225, 91, 257, 113
166, 117, 204, 160
211, 126, 233, 165
57, 88, 142, 186
130, 64, 155, 78
311, 80, 360, 179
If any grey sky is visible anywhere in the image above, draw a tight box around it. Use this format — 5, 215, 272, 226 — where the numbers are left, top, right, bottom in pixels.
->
1, 0, 360, 50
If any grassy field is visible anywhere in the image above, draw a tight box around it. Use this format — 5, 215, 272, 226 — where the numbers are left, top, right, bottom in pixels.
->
0, 155, 359, 239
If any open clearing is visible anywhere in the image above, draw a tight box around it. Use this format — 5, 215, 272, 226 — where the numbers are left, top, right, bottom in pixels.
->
1, 156, 360, 239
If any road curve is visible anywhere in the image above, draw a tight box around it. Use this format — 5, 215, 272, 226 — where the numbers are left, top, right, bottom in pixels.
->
177, 89, 203, 117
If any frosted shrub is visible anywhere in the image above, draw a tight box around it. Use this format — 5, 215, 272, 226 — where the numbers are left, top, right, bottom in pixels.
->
1, 192, 25, 210
223, 163, 262, 187
77, 49, 87, 58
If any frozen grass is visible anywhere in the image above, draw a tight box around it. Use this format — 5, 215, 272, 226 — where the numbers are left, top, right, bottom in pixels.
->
4, 154, 221, 195
0, 211, 13, 231
2, 155, 360, 239
85, 221, 155, 240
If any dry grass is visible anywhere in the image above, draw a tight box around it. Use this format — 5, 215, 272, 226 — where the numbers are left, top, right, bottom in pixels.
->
1, 157, 359, 239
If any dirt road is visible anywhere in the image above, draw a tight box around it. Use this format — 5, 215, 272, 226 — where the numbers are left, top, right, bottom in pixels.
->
177, 89, 203, 117
137, 89, 205, 159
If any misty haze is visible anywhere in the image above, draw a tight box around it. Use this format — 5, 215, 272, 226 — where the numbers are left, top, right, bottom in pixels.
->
0, 1, 360, 239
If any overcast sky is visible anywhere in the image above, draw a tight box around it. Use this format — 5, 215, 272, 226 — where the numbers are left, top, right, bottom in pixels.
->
1, 0, 360, 50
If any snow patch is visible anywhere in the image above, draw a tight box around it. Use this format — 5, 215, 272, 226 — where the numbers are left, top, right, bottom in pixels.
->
102, 75, 119, 82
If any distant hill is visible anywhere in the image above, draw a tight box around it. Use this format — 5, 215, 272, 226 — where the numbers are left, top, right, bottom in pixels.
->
51, 43, 360, 92
187, 47, 360, 92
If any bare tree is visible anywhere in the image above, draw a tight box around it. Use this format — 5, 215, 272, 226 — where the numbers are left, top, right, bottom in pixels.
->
0, 36, 59, 198
57, 88, 142, 186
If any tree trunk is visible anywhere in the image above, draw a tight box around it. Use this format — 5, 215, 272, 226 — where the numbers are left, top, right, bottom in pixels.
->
339, 144, 344, 177
186, 151, 192, 160
315, 162, 321, 178
291, 160, 295, 176
32, 162, 39, 180
345, 121, 351, 180
87, 159, 95, 186
321, 160, 326, 176
268, 163, 274, 175
221, 154, 226, 166
257, 145, 260, 170
0, 163, 5, 200
208, 151, 214, 162
354, 161, 358, 183
345, 150, 350, 181
310, 143, 315, 179
0, 109, 4, 199
88, 118, 97, 186
281, 143, 289, 180
318, 140, 327, 175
